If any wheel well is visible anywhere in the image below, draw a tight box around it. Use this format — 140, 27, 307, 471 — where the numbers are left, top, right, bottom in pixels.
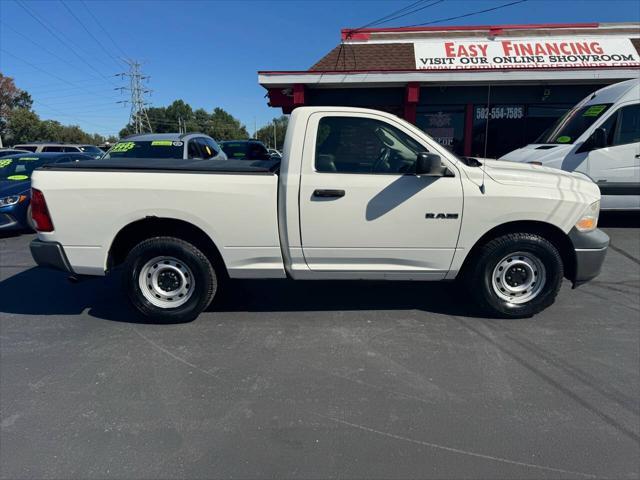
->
107, 217, 228, 277
459, 221, 576, 281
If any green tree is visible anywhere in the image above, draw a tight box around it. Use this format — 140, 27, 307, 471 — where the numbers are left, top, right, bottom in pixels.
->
59, 125, 93, 144
206, 107, 249, 141
6, 108, 42, 145
118, 101, 249, 141
0, 73, 33, 141
256, 115, 288, 150
38, 119, 64, 142
2, 73, 106, 145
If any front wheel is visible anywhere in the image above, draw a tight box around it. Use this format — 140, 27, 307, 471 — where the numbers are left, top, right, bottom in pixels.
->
464, 233, 564, 318
123, 236, 218, 323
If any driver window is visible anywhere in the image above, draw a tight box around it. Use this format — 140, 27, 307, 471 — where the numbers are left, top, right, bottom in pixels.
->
315, 116, 426, 174
613, 104, 640, 146
188, 139, 203, 159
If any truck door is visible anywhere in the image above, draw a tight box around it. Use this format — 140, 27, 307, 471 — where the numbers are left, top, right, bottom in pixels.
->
298, 112, 463, 278
587, 103, 640, 209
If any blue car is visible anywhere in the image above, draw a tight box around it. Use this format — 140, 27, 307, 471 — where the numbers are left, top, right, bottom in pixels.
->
0, 152, 92, 232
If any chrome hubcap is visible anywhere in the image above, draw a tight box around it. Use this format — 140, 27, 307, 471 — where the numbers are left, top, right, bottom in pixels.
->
139, 256, 194, 308
491, 252, 546, 304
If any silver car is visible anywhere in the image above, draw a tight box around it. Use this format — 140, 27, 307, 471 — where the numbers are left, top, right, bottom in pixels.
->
102, 133, 227, 161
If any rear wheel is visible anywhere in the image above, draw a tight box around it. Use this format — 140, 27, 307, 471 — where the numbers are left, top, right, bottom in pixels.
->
464, 233, 563, 318
123, 236, 217, 323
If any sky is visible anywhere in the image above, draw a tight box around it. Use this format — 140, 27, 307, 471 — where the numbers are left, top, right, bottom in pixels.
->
1, 0, 639, 138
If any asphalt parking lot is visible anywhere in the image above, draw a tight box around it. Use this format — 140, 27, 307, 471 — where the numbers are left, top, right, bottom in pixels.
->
1, 214, 638, 480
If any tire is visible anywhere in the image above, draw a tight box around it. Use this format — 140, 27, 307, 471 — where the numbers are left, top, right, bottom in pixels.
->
26, 205, 36, 231
123, 236, 217, 323
463, 233, 563, 318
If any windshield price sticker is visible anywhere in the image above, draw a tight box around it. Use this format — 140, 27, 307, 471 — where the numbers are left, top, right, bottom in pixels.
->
7, 175, 28, 181
112, 142, 136, 152
151, 140, 173, 146
18, 157, 39, 161
556, 136, 572, 143
583, 105, 607, 117
0, 159, 13, 168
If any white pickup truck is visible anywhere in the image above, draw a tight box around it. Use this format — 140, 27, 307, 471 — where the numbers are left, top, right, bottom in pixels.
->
29, 107, 609, 322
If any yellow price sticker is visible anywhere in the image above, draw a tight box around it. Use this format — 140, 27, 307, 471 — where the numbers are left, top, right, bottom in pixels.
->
583, 105, 607, 117
111, 142, 136, 152
18, 157, 39, 161
7, 175, 29, 181
151, 140, 173, 146
0, 159, 13, 168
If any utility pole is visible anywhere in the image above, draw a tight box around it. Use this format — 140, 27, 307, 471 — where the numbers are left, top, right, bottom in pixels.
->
116, 60, 153, 134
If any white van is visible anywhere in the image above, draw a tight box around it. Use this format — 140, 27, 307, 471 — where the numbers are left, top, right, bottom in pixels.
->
501, 79, 640, 210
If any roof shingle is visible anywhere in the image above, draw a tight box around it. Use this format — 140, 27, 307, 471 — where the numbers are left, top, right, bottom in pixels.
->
310, 43, 415, 71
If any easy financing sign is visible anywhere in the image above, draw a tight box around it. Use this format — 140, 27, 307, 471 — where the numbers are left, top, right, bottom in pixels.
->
414, 37, 640, 70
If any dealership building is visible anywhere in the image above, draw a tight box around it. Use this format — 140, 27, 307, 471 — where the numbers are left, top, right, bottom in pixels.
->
259, 22, 640, 158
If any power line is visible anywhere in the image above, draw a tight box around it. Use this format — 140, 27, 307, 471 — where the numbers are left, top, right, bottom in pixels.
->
0, 21, 117, 85
357, 0, 444, 31
407, 0, 528, 27
35, 89, 119, 100
1, 49, 120, 103
59, 0, 125, 70
80, 0, 129, 60
356, 0, 429, 30
19, 80, 114, 91
15, 0, 118, 84
33, 100, 118, 131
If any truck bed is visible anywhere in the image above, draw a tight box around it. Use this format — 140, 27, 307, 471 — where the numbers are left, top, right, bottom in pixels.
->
31, 158, 284, 277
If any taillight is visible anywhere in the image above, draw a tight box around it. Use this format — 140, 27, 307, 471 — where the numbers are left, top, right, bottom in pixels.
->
30, 188, 54, 232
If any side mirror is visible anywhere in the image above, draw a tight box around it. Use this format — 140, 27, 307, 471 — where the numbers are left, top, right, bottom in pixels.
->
591, 127, 608, 150
415, 152, 447, 176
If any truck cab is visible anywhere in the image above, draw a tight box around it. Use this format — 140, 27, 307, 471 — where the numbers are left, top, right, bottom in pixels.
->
501, 79, 640, 210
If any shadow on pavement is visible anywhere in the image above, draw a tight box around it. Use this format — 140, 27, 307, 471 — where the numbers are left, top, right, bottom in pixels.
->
0, 267, 481, 323
0, 229, 30, 239
0, 267, 145, 323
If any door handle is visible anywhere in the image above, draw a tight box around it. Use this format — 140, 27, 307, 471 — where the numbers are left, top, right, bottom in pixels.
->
313, 189, 345, 198
635, 154, 640, 159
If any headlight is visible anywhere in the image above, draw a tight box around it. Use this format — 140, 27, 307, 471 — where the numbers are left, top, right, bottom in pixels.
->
575, 200, 600, 232
0, 194, 26, 207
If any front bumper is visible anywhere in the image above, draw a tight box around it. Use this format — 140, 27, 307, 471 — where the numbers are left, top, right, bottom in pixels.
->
569, 228, 609, 287
0, 212, 20, 230
30, 240, 75, 274
0, 200, 30, 231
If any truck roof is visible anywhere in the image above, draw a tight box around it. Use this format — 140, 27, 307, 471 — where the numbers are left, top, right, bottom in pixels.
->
585, 78, 639, 105
124, 133, 206, 141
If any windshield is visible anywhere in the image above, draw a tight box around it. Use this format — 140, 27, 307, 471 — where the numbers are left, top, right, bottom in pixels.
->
79, 145, 103, 154
0, 157, 48, 181
536, 103, 613, 144
103, 140, 184, 159
220, 142, 270, 160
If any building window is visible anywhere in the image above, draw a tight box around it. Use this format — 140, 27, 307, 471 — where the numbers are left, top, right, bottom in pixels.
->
416, 106, 466, 155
